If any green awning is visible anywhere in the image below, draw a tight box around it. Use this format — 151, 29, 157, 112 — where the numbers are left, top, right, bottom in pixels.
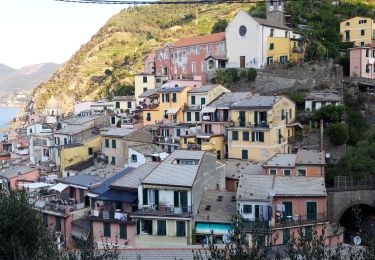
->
195, 223, 232, 235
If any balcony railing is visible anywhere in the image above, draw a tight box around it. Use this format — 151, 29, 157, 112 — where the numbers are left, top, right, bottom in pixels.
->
202, 115, 226, 122
187, 105, 201, 111
274, 213, 327, 227
90, 209, 134, 224
243, 220, 271, 234
133, 204, 192, 218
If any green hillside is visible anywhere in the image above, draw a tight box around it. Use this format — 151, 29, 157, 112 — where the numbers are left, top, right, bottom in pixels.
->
32, 3, 249, 113
32, 0, 374, 114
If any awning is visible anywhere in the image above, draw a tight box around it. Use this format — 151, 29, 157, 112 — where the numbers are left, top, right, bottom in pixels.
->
48, 183, 69, 193
201, 107, 216, 114
96, 189, 137, 203
167, 108, 180, 114
20, 182, 51, 189
195, 223, 232, 235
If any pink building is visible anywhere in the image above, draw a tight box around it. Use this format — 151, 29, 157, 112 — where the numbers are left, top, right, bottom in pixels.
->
349, 44, 375, 79
148, 32, 226, 84
237, 175, 343, 246
0, 165, 40, 190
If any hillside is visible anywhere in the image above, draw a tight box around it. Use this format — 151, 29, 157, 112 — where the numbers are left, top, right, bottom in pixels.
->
0, 63, 61, 94
31, 0, 373, 114
31, 3, 250, 114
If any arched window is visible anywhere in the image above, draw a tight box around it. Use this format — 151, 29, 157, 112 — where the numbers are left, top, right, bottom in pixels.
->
131, 154, 137, 162
208, 60, 215, 70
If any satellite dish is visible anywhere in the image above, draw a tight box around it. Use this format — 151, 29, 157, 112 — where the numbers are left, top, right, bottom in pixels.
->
325, 153, 331, 159
353, 236, 362, 245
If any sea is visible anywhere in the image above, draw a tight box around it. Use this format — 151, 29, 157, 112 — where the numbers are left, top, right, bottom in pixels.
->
0, 107, 21, 136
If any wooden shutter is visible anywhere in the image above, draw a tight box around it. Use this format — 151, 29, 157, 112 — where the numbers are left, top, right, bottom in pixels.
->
174, 191, 179, 207
155, 190, 159, 206
143, 189, 148, 205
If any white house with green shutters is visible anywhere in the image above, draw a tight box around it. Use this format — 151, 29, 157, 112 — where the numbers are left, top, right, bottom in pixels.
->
131, 150, 225, 247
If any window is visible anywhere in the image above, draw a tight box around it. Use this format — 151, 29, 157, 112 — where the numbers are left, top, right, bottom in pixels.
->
195, 45, 200, 54
55, 216, 61, 231
146, 112, 151, 121
283, 169, 291, 176
270, 29, 274, 37
366, 49, 369, 57
191, 96, 196, 105
176, 221, 186, 237
243, 205, 252, 214
105, 139, 109, 148
139, 220, 153, 235
297, 169, 307, 176
157, 220, 166, 236
283, 202, 293, 217
242, 150, 248, 160
201, 97, 206, 105
186, 112, 191, 122
165, 94, 170, 102
127, 101, 132, 108
243, 131, 249, 141
29, 128, 32, 133
192, 62, 196, 74
195, 112, 200, 121
112, 140, 116, 149
280, 56, 288, 64
64, 138, 68, 145
143, 87, 147, 93
251, 132, 264, 142
239, 25, 247, 36
116, 101, 120, 109
360, 41, 365, 46
239, 111, 246, 127
103, 222, 111, 237
206, 45, 211, 54
143, 189, 159, 206
176, 129, 181, 137
361, 29, 365, 36
270, 43, 274, 50
111, 156, 116, 165
285, 31, 289, 38
119, 225, 127, 239
267, 57, 274, 65
172, 93, 177, 103
232, 131, 238, 141
131, 154, 137, 162
366, 64, 370, 73
111, 116, 116, 125
184, 138, 187, 144
269, 169, 277, 175
307, 202, 317, 220
346, 21, 350, 26
79, 189, 84, 203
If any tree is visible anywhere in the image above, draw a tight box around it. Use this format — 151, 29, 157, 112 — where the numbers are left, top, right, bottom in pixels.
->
211, 19, 228, 33
312, 105, 345, 123
246, 68, 257, 82
0, 190, 59, 260
328, 123, 349, 145
213, 69, 239, 88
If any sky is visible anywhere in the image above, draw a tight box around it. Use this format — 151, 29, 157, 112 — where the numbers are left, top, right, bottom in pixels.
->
0, 0, 126, 69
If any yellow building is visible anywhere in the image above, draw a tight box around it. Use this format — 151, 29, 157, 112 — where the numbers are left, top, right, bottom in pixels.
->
58, 135, 101, 176
340, 16, 375, 46
180, 134, 224, 160
227, 95, 296, 162
143, 86, 192, 126
135, 73, 164, 105
267, 36, 304, 64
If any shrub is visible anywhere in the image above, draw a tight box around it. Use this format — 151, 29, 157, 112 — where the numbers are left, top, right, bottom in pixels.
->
328, 123, 349, 145
211, 19, 228, 33
313, 105, 345, 123
240, 70, 247, 78
246, 68, 257, 82
213, 68, 239, 87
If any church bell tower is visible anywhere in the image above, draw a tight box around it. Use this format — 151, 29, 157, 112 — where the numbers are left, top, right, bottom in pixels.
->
266, 0, 285, 24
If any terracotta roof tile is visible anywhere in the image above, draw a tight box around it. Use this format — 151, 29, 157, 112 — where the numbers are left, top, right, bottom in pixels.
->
173, 32, 225, 48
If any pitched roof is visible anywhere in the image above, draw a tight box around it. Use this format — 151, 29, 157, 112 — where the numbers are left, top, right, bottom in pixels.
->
101, 128, 135, 138
111, 162, 159, 189
62, 115, 107, 125
262, 154, 297, 168
296, 149, 325, 165
174, 32, 225, 48
0, 165, 38, 179
188, 84, 223, 93
89, 167, 134, 195
56, 124, 92, 135
139, 88, 160, 98
225, 159, 264, 179
305, 92, 341, 102
230, 95, 283, 109
60, 174, 105, 188
206, 92, 252, 109
141, 150, 206, 187
195, 190, 236, 223
253, 17, 293, 31
113, 96, 135, 101
129, 143, 164, 155
160, 87, 186, 93
236, 175, 327, 201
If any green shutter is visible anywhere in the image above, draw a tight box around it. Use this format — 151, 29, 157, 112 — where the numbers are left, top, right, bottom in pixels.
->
195, 112, 200, 121
307, 202, 317, 220
186, 112, 191, 122
254, 111, 258, 124
232, 131, 238, 140
283, 202, 293, 217
201, 97, 206, 105
191, 96, 195, 105
162, 94, 165, 102
120, 224, 127, 239
243, 131, 249, 141
177, 129, 181, 137
174, 191, 179, 207
136, 220, 140, 235
242, 150, 248, 160
180, 191, 188, 212
251, 132, 255, 141
148, 220, 153, 235
172, 93, 177, 102
143, 189, 148, 205
155, 190, 159, 206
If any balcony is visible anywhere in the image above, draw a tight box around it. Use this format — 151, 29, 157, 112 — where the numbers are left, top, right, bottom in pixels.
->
90, 209, 134, 224
274, 213, 327, 228
132, 204, 192, 218
186, 105, 201, 111
243, 221, 271, 234
202, 115, 226, 122
34, 194, 84, 215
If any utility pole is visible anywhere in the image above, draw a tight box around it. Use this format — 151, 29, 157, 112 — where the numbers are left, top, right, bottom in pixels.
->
320, 119, 324, 152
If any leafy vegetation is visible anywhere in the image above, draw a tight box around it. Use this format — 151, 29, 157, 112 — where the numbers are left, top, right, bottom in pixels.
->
328, 123, 349, 145
211, 19, 228, 33
312, 105, 345, 123
32, 3, 249, 113
246, 68, 257, 82
213, 68, 239, 88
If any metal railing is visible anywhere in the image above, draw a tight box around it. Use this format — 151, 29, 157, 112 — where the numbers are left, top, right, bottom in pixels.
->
134, 204, 192, 217
201, 115, 226, 122
332, 176, 375, 190
91, 209, 132, 223
274, 213, 327, 227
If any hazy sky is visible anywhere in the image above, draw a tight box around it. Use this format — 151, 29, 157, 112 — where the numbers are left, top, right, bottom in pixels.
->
0, 0, 126, 69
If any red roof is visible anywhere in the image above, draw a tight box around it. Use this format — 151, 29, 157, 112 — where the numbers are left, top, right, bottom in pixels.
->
173, 32, 225, 48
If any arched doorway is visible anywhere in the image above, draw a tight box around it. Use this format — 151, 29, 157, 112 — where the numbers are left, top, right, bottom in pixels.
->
339, 204, 375, 243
